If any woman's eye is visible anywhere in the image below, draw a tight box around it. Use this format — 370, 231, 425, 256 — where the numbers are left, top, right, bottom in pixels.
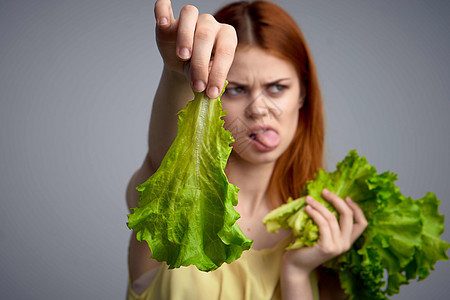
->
225, 87, 245, 96
267, 84, 287, 94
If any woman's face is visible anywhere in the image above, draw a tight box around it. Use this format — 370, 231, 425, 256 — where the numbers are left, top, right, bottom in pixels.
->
222, 46, 304, 166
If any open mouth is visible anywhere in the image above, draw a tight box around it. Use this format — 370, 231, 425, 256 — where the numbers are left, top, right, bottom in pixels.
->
249, 129, 267, 140
246, 127, 280, 152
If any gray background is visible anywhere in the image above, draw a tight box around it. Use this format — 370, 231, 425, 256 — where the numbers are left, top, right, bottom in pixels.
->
1, 0, 449, 299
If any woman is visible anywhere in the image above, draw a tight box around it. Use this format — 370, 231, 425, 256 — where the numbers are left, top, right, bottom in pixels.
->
126, 1, 367, 299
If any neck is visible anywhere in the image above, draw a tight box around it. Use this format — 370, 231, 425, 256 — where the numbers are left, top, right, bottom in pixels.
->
224, 156, 276, 215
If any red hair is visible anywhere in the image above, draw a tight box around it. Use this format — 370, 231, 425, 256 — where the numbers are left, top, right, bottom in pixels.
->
214, 1, 325, 205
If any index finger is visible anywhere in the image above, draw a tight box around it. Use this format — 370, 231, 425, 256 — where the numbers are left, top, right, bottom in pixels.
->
345, 197, 368, 242
154, 0, 175, 27
206, 24, 237, 98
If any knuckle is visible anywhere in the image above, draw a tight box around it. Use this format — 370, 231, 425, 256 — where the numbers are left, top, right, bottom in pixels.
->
191, 53, 210, 65
341, 207, 353, 218
324, 248, 335, 256
177, 28, 193, 39
221, 24, 238, 42
343, 242, 351, 252
321, 245, 338, 256
190, 60, 209, 74
198, 13, 217, 24
334, 245, 345, 255
209, 68, 227, 80
215, 45, 235, 59
313, 216, 326, 227
195, 27, 215, 41
181, 4, 198, 15
361, 219, 368, 228
325, 212, 336, 223
190, 64, 208, 76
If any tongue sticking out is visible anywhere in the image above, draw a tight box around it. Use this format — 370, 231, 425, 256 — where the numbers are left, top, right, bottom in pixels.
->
253, 130, 280, 149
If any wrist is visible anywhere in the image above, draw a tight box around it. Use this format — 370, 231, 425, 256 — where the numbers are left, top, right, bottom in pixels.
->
281, 252, 314, 278
280, 265, 313, 300
281, 261, 312, 283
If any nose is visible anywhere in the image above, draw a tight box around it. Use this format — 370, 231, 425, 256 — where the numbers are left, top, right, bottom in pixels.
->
244, 91, 270, 119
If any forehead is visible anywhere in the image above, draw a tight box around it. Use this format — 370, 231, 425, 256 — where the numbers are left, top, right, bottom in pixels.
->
227, 47, 298, 83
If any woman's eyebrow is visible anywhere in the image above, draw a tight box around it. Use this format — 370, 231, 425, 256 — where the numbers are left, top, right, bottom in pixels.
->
227, 78, 291, 86
227, 81, 247, 86
265, 78, 291, 85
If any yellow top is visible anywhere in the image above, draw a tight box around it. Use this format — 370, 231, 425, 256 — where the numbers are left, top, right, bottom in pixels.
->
126, 239, 319, 300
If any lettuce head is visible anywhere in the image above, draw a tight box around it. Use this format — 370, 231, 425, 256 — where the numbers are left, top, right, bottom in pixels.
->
263, 150, 449, 299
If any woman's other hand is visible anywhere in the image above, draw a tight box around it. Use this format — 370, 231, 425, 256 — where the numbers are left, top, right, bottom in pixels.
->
282, 189, 368, 276
154, 0, 237, 98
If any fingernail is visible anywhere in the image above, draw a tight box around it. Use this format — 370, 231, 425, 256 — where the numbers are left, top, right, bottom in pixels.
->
158, 17, 168, 26
322, 188, 329, 194
178, 47, 190, 59
207, 86, 220, 98
193, 80, 206, 92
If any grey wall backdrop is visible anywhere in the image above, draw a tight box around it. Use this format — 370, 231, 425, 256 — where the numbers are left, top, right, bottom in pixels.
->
1, 0, 449, 299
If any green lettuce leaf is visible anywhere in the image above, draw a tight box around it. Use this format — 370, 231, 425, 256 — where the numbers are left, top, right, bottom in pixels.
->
127, 86, 253, 272
263, 150, 449, 299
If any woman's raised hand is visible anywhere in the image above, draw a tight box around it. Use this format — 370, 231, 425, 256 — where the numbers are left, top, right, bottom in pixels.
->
154, 0, 237, 98
282, 189, 368, 276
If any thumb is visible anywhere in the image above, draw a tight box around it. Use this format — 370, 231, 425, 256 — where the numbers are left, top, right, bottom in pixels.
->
154, 0, 177, 35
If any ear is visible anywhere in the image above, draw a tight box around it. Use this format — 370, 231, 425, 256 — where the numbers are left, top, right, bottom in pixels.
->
298, 89, 306, 109
298, 79, 306, 109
